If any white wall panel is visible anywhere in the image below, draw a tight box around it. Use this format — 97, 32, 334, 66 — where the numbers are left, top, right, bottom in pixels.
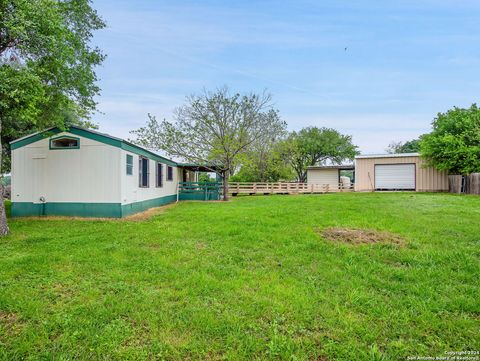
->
120, 150, 178, 205
11, 132, 121, 203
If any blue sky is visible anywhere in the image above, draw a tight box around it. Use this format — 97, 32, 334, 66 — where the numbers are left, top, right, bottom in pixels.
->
92, 0, 480, 153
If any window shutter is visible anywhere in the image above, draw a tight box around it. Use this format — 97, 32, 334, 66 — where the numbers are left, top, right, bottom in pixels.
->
146, 159, 150, 187
160, 164, 163, 187
139, 157, 142, 187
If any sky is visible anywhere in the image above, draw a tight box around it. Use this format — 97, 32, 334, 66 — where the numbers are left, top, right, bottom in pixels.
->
91, 0, 480, 154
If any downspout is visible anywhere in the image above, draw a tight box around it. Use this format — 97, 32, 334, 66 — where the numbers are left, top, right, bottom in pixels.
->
176, 181, 179, 203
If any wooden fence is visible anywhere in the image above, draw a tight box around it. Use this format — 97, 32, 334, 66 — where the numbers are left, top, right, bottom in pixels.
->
228, 182, 353, 195
448, 173, 480, 195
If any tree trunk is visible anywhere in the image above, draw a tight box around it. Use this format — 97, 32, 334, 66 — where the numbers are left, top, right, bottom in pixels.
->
0, 123, 10, 236
299, 171, 307, 183
222, 170, 230, 201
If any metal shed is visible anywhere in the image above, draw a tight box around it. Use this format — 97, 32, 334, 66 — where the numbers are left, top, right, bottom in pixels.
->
354, 153, 448, 192
306, 164, 355, 191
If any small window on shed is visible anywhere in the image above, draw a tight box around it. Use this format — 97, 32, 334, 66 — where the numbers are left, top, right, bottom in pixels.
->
50, 136, 79, 149
167, 166, 173, 181
126, 154, 133, 175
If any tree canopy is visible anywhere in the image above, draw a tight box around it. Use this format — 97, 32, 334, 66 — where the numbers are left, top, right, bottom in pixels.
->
386, 139, 421, 154
420, 104, 480, 174
282, 127, 358, 182
130, 88, 287, 200
0, 0, 105, 172
0, 0, 105, 234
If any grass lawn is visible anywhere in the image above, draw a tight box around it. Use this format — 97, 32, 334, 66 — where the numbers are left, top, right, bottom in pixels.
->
0, 193, 479, 360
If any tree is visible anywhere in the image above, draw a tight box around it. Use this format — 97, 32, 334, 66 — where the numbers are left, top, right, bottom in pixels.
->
420, 104, 480, 174
282, 127, 358, 182
130, 88, 286, 200
386, 139, 421, 154
231, 123, 292, 182
0, 0, 105, 235
197, 173, 215, 183
231, 144, 294, 182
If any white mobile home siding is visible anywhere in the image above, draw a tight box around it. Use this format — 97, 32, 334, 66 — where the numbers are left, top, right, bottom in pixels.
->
12, 132, 121, 204
11, 128, 181, 218
120, 149, 179, 205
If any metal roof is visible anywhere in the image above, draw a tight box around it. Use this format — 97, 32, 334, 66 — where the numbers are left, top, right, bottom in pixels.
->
177, 163, 223, 172
10, 125, 178, 166
307, 164, 355, 170
355, 152, 420, 159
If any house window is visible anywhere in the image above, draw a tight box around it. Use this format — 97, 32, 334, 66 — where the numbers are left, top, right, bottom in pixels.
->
156, 162, 163, 187
50, 136, 80, 149
126, 154, 133, 175
139, 157, 149, 187
167, 166, 173, 181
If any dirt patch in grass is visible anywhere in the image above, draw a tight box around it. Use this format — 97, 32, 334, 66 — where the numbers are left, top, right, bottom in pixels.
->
0, 311, 23, 336
125, 203, 178, 221
319, 228, 404, 245
196, 242, 208, 250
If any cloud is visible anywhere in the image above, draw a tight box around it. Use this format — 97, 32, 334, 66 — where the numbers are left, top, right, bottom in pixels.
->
89, 0, 480, 156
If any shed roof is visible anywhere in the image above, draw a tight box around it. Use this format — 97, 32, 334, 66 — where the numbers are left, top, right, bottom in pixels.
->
177, 163, 223, 172
355, 152, 419, 159
307, 164, 355, 170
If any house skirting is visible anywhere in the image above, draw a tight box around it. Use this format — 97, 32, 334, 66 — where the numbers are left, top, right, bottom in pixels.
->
11, 195, 177, 218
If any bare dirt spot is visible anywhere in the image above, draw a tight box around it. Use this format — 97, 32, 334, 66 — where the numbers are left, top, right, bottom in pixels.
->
124, 203, 178, 221
196, 242, 208, 250
0, 311, 18, 325
0, 311, 23, 336
143, 242, 162, 249
319, 228, 404, 245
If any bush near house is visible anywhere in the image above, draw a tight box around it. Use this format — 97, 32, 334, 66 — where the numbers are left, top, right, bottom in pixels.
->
0, 194, 479, 360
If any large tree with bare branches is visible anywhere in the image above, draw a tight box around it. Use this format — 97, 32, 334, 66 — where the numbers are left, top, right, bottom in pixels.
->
130, 88, 286, 200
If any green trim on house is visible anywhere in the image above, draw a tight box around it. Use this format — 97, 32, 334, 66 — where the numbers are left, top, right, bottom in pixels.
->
121, 195, 177, 217
49, 135, 81, 150
10, 126, 177, 166
11, 195, 178, 218
12, 202, 122, 218
121, 142, 176, 167
10, 128, 62, 150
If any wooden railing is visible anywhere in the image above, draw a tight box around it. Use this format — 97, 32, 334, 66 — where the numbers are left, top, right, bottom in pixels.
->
228, 182, 354, 195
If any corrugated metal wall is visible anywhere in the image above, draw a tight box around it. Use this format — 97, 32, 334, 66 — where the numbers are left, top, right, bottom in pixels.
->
355, 156, 448, 192
306, 169, 339, 186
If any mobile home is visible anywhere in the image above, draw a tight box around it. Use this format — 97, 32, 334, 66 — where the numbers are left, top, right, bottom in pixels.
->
10, 126, 204, 218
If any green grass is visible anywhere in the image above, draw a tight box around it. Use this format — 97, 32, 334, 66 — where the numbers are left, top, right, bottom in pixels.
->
0, 193, 479, 360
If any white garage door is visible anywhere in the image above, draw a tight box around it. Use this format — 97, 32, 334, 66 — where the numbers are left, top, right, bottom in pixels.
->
307, 169, 339, 186
375, 164, 415, 190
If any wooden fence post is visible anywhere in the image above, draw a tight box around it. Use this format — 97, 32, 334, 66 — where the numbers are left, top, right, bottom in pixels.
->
466, 173, 480, 194
449, 175, 463, 193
